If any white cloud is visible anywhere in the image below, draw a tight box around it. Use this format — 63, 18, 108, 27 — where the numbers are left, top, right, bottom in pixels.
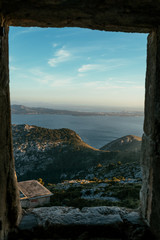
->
48, 48, 71, 67
78, 64, 100, 72
50, 78, 72, 87
19, 28, 37, 34
77, 73, 86, 77
116, 80, 136, 84
107, 75, 145, 86
133, 86, 144, 89
83, 81, 100, 87
53, 43, 58, 48
11, 27, 46, 40
78, 59, 125, 73
96, 85, 126, 90
82, 78, 144, 92
9, 56, 13, 63
83, 81, 126, 90
29, 67, 73, 87
10, 66, 19, 71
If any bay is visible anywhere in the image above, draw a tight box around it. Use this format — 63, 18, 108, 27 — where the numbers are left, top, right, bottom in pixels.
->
11, 114, 144, 149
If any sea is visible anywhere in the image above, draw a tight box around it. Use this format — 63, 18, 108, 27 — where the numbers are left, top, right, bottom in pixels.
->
11, 114, 144, 149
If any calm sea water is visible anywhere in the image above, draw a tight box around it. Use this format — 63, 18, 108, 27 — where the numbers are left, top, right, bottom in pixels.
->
11, 114, 144, 149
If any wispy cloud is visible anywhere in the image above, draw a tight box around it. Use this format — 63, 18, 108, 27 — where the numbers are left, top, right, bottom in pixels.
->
29, 67, 73, 87
18, 28, 38, 34
116, 80, 136, 84
83, 81, 126, 90
78, 64, 100, 72
82, 78, 144, 91
77, 73, 86, 78
48, 48, 71, 67
50, 78, 72, 87
10, 66, 19, 71
53, 43, 58, 48
10, 27, 46, 40
78, 59, 126, 73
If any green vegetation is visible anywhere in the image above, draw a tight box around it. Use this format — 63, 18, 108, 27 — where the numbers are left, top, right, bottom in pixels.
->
13, 124, 142, 210
47, 180, 141, 209
13, 125, 141, 184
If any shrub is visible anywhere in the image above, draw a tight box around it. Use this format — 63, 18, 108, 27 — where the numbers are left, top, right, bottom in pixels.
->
37, 178, 44, 185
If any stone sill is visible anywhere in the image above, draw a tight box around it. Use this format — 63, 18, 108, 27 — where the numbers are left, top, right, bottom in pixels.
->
8, 206, 155, 240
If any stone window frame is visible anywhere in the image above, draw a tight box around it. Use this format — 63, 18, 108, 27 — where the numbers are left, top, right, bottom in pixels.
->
1, 1, 160, 239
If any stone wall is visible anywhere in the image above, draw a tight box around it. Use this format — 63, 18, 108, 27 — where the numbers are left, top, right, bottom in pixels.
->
3, 0, 160, 32
0, 22, 21, 240
1, 1, 160, 239
141, 28, 160, 239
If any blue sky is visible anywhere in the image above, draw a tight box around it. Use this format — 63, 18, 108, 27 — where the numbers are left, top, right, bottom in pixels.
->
9, 27, 147, 111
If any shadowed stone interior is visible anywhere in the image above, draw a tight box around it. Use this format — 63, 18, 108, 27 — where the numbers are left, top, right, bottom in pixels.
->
1, 0, 160, 239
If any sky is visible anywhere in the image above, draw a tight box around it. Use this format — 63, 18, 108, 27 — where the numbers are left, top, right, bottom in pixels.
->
9, 27, 148, 111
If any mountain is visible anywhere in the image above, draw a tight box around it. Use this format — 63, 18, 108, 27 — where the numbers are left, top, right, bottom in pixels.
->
11, 104, 144, 117
12, 124, 117, 183
100, 135, 142, 152
12, 125, 141, 183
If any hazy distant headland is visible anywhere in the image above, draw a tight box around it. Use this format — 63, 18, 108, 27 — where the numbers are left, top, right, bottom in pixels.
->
11, 104, 144, 117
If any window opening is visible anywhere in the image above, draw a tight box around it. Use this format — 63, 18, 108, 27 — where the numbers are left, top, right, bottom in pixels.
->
9, 27, 147, 210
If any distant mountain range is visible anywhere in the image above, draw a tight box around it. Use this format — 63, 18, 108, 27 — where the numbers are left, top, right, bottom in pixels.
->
12, 124, 142, 183
11, 104, 144, 117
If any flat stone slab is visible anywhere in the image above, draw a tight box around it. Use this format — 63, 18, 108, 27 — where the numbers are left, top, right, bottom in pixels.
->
32, 206, 123, 226
9, 206, 154, 240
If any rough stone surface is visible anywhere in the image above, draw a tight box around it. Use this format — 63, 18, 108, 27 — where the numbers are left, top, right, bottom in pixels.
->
1, 1, 160, 239
140, 28, 160, 239
32, 206, 123, 226
9, 206, 154, 240
1, 0, 160, 32
0, 23, 21, 240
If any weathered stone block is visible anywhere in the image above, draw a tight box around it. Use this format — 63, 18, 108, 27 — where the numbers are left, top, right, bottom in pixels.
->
141, 28, 160, 239
0, 23, 21, 240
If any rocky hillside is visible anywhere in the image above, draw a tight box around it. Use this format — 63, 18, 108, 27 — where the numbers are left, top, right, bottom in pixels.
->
13, 124, 116, 182
12, 124, 142, 183
100, 135, 142, 152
